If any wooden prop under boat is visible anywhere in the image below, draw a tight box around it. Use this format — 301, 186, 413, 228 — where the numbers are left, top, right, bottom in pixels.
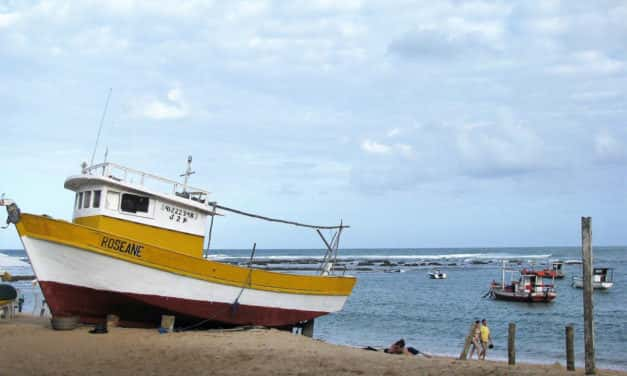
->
488, 264, 556, 303
0, 159, 356, 328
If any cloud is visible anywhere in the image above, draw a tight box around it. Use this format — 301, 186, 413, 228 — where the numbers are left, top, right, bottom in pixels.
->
0, 11, 20, 28
594, 129, 626, 164
456, 122, 545, 178
130, 87, 189, 120
361, 139, 390, 154
551, 50, 625, 76
388, 18, 505, 60
360, 139, 414, 158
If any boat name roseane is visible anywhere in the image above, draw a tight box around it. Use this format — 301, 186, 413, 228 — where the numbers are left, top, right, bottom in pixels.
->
100, 236, 143, 257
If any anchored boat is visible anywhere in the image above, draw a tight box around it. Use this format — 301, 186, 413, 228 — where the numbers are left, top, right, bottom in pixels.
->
572, 268, 614, 290
489, 263, 556, 303
428, 269, 447, 279
521, 261, 565, 279
0, 159, 356, 328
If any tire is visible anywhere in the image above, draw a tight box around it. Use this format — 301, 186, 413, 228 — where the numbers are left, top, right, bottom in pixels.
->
51, 315, 79, 330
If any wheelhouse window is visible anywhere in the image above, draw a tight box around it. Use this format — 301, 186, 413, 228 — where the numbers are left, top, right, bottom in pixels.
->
93, 190, 101, 208
106, 191, 119, 210
75, 193, 80, 209
121, 193, 150, 213
83, 191, 91, 209
78, 192, 84, 209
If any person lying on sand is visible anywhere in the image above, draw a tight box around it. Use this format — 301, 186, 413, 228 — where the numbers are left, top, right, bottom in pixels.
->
383, 339, 420, 356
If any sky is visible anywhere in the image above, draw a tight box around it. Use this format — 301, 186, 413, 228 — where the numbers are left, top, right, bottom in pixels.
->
1, 0, 626, 250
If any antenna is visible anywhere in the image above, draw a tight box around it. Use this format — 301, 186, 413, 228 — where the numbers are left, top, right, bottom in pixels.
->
90, 88, 112, 167
180, 155, 195, 193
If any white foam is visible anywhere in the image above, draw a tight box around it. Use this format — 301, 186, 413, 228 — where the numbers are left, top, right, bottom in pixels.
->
0, 252, 30, 267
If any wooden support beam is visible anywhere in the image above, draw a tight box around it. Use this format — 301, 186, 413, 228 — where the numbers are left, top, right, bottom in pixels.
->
566, 324, 575, 371
508, 322, 516, 366
581, 217, 595, 375
302, 320, 314, 338
160, 315, 175, 333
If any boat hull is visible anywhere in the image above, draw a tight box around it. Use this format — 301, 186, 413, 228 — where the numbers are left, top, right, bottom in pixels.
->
572, 278, 613, 290
16, 214, 355, 327
492, 289, 556, 302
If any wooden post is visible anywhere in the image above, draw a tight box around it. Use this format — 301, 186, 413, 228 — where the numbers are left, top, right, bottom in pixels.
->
508, 322, 516, 365
459, 322, 477, 360
107, 314, 119, 328
566, 324, 575, 371
581, 217, 595, 375
160, 315, 175, 333
302, 319, 314, 338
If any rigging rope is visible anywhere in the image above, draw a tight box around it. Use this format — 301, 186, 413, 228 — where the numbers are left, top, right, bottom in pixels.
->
212, 203, 349, 230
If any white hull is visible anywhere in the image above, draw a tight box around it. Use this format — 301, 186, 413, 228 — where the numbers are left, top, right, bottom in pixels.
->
22, 236, 348, 322
572, 277, 614, 290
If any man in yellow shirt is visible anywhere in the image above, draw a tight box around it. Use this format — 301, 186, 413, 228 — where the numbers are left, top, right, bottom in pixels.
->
479, 319, 493, 360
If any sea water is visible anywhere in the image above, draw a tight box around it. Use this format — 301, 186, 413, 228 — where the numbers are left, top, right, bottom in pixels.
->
1, 247, 625, 370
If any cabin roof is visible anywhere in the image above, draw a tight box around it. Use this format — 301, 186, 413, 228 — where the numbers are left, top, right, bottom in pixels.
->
64, 162, 217, 215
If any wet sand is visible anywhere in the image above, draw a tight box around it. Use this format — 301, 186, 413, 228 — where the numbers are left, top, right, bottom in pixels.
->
0, 315, 624, 376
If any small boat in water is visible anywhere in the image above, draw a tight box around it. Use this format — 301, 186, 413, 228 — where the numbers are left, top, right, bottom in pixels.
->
0, 158, 356, 328
572, 268, 614, 290
489, 263, 556, 303
428, 269, 447, 279
521, 261, 565, 279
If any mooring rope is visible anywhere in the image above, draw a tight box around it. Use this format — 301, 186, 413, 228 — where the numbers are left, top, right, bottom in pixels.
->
212, 203, 349, 230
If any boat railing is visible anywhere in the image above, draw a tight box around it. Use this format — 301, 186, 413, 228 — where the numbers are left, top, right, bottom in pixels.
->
85, 162, 210, 204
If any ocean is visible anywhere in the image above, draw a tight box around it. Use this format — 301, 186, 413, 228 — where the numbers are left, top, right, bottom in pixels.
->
1, 246, 625, 370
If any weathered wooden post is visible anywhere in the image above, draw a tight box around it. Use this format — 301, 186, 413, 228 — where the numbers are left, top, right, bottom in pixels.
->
508, 322, 516, 365
566, 324, 575, 371
160, 315, 175, 333
302, 319, 314, 338
582, 217, 595, 375
459, 322, 477, 360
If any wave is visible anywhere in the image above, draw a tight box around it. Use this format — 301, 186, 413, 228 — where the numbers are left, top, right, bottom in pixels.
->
205, 252, 552, 261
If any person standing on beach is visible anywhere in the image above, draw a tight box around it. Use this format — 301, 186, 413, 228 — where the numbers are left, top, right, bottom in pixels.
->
468, 320, 481, 360
479, 319, 493, 360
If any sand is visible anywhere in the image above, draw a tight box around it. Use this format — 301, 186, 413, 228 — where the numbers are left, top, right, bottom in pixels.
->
0, 315, 624, 376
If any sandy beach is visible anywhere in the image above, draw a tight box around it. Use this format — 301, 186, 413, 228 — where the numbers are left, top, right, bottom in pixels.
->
0, 315, 624, 376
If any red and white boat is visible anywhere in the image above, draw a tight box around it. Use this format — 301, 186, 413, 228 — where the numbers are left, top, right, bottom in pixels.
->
521, 261, 565, 279
489, 264, 556, 303
1, 159, 356, 328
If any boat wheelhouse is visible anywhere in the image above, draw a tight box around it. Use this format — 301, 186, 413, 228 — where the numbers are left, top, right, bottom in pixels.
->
1, 159, 356, 329
490, 263, 556, 303
572, 268, 614, 290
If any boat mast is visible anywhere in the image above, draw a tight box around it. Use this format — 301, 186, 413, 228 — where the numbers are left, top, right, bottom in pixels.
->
89, 88, 112, 167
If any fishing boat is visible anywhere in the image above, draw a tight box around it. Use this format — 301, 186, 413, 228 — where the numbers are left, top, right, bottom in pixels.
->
489, 263, 556, 302
521, 261, 565, 279
428, 269, 447, 279
0, 158, 356, 328
572, 268, 614, 290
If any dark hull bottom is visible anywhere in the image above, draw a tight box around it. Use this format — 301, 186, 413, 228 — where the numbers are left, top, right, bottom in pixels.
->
39, 281, 326, 328
493, 291, 556, 303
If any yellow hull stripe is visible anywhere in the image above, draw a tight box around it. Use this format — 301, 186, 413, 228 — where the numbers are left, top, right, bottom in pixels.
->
16, 214, 356, 296
74, 215, 203, 258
